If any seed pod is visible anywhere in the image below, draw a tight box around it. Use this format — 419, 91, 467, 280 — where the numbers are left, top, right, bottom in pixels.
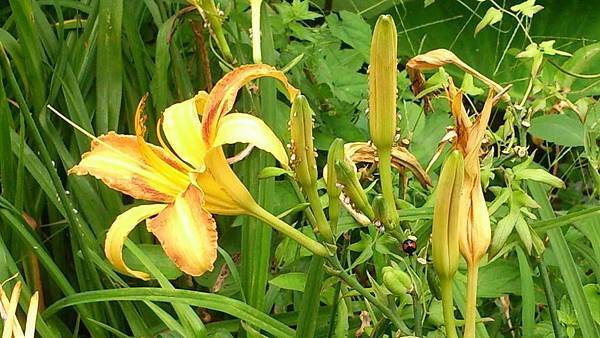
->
289, 95, 333, 242
326, 138, 344, 233
369, 15, 397, 153
335, 160, 375, 220
382, 266, 413, 296
431, 150, 464, 281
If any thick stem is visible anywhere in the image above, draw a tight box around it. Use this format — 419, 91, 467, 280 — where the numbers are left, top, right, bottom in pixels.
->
250, 206, 329, 257
249, 0, 262, 63
538, 259, 563, 338
305, 184, 334, 243
412, 291, 423, 337
440, 279, 458, 338
464, 263, 479, 338
377, 148, 399, 227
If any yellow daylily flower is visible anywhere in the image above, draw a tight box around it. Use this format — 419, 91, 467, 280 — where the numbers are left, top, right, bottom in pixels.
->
1, 281, 39, 338
71, 64, 301, 280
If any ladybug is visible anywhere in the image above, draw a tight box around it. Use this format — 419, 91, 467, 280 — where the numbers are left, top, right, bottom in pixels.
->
402, 236, 417, 255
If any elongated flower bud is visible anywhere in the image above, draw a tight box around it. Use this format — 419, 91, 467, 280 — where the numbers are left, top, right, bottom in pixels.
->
369, 15, 400, 228
432, 150, 464, 280
335, 160, 375, 220
289, 95, 333, 242
382, 266, 413, 296
327, 138, 344, 233
369, 15, 397, 152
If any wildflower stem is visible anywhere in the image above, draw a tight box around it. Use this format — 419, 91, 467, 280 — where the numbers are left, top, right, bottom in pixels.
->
325, 257, 410, 334
249, 0, 262, 63
440, 279, 458, 338
377, 148, 399, 228
250, 206, 329, 257
304, 186, 334, 243
464, 263, 479, 338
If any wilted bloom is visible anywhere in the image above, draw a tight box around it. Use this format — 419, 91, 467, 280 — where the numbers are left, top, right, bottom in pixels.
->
1, 281, 39, 338
446, 79, 507, 338
406, 49, 510, 102
343, 142, 432, 188
70, 65, 324, 280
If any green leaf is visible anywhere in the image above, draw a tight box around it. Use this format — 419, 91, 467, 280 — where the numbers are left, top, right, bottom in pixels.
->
460, 73, 484, 96
529, 114, 585, 147
43, 288, 296, 337
269, 272, 307, 292
326, 11, 372, 61
122, 244, 183, 280
474, 7, 503, 36
510, 0, 544, 17
583, 284, 600, 325
258, 167, 291, 179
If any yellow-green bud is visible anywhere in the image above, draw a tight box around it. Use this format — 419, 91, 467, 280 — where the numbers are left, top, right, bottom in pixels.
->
289, 95, 334, 242
335, 160, 375, 220
369, 15, 397, 152
372, 194, 391, 228
382, 266, 413, 296
327, 138, 344, 233
431, 150, 464, 281
289, 95, 318, 187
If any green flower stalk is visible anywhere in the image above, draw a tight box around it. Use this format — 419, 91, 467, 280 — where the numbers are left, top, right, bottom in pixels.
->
335, 160, 375, 221
189, 0, 234, 62
289, 95, 334, 243
326, 138, 344, 234
248, 0, 262, 63
432, 150, 464, 338
369, 15, 399, 228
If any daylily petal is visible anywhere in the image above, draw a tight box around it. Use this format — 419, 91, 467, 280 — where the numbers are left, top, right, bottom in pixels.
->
202, 64, 300, 144
134, 96, 191, 186
162, 92, 210, 170
69, 132, 187, 202
146, 185, 218, 276
105, 204, 167, 280
214, 113, 289, 167
204, 148, 258, 212
192, 171, 244, 215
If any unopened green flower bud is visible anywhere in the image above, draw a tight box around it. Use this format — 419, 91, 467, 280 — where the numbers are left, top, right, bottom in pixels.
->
432, 150, 464, 280
327, 138, 344, 233
289, 95, 334, 242
382, 266, 413, 296
335, 160, 375, 220
289, 95, 318, 188
369, 15, 398, 152
372, 194, 391, 228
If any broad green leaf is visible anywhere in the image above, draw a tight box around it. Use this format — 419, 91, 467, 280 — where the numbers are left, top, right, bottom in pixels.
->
122, 244, 183, 280
510, 0, 544, 17
529, 114, 585, 147
474, 7, 503, 36
269, 272, 307, 292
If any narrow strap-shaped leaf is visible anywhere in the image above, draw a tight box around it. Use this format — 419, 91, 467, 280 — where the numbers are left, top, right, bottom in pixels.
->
44, 288, 296, 337
528, 182, 600, 337
515, 246, 535, 337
